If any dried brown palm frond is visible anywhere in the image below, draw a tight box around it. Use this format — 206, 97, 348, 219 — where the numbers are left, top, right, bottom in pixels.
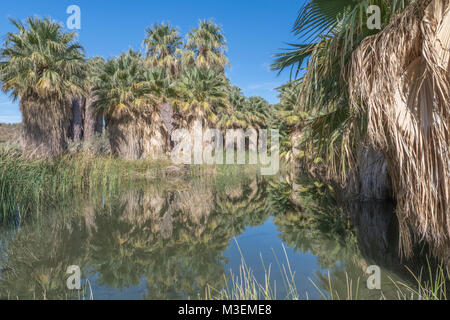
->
107, 109, 145, 160
348, 0, 450, 256
20, 94, 73, 158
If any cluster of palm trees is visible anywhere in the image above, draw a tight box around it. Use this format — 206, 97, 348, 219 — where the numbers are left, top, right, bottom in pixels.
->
0, 18, 276, 159
273, 0, 450, 257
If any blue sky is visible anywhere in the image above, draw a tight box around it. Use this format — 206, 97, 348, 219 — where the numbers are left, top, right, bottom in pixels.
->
0, 0, 303, 123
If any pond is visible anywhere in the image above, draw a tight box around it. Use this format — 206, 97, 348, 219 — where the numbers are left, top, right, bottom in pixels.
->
0, 172, 434, 300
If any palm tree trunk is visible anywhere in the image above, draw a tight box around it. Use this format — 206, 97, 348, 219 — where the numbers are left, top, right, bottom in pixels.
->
69, 97, 84, 143
159, 102, 174, 151
20, 95, 71, 157
84, 93, 103, 139
142, 110, 168, 159
107, 113, 142, 160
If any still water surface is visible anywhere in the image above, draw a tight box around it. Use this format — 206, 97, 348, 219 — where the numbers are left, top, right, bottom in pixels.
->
0, 174, 428, 299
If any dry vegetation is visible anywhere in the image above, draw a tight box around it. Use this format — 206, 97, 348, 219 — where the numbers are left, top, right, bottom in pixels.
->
348, 0, 450, 256
0, 123, 21, 144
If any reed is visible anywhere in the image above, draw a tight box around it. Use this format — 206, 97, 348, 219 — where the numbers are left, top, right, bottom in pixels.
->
205, 241, 299, 300
205, 243, 449, 301
0, 147, 279, 223
0, 147, 171, 223
391, 260, 448, 300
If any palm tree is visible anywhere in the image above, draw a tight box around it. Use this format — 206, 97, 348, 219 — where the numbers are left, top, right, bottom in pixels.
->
175, 67, 228, 128
173, 67, 228, 163
275, 81, 304, 163
272, 1, 412, 183
142, 22, 183, 76
83, 57, 105, 140
94, 50, 154, 159
273, 0, 450, 255
183, 19, 230, 71
348, 0, 450, 256
142, 23, 185, 153
141, 68, 177, 158
277, 80, 301, 111
244, 96, 270, 129
216, 86, 248, 130
95, 51, 176, 159
0, 17, 85, 157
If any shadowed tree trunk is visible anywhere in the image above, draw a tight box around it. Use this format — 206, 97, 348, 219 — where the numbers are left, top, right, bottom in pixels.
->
69, 97, 84, 142
69, 94, 103, 143
20, 94, 71, 158
160, 102, 174, 151
346, 146, 393, 201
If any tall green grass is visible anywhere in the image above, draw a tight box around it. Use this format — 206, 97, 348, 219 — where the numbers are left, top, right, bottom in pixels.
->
390, 261, 448, 300
0, 148, 171, 223
205, 242, 299, 300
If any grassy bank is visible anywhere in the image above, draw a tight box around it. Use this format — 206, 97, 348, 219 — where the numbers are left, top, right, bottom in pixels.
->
0, 148, 170, 223
0, 147, 276, 223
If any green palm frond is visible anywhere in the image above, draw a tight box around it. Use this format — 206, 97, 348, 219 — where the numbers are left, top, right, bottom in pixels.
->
93, 50, 158, 119
175, 67, 228, 126
272, 0, 411, 76
143, 22, 183, 74
184, 19, 230, 71
0, 17, 86, 101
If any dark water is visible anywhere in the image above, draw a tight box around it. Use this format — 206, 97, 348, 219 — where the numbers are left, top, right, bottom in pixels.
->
0, 174, 434, 299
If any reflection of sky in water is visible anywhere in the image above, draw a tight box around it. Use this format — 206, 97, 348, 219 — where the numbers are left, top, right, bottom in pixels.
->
84, 273, 147, 300
224, 217, 323, 299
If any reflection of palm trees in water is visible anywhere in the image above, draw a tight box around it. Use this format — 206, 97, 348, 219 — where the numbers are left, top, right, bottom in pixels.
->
215, 177, 271, 229
271, 178, 357, 270
172, 181, 215, 238
0, 214, 90, 299
0, 176, 272, 299
140, 177, 272, 299
1, 175, 447, 299
270, 175, 448, 299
